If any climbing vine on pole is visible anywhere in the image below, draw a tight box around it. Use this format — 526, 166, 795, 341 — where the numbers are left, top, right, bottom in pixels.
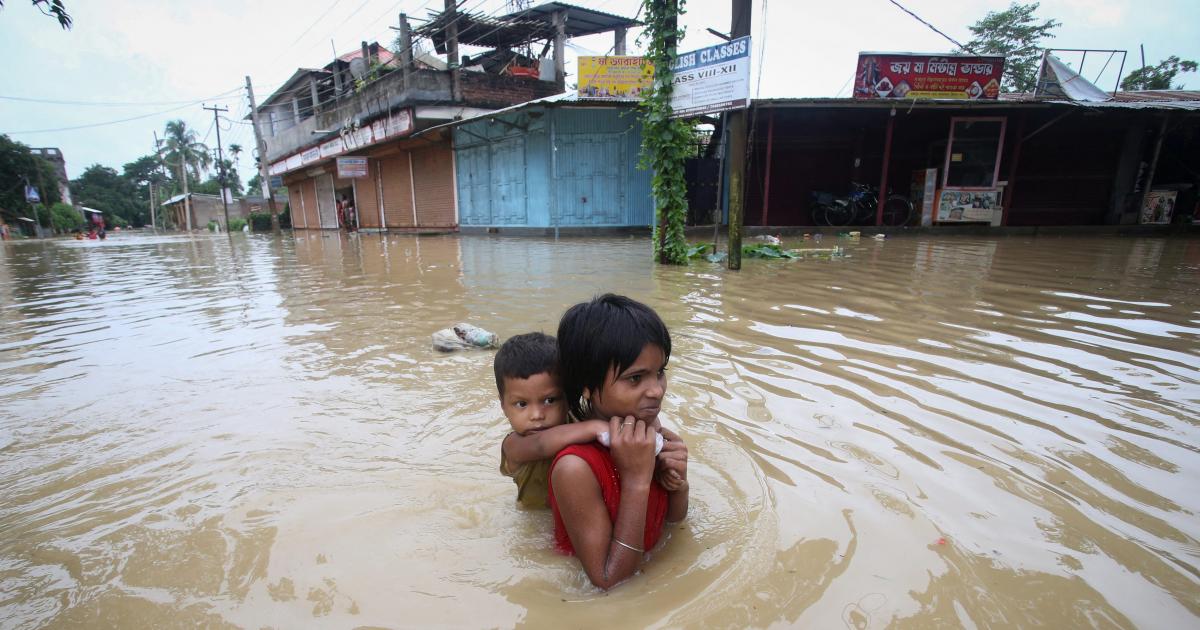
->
639, 0, 691, 265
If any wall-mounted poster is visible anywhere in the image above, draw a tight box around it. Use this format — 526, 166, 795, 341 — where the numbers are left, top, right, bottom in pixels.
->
1140, 190, 1177, 225
935, 189, 1001, 223
577, 56, 653, 99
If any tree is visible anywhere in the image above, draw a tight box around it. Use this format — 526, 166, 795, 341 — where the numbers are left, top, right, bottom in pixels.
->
49, 201, 82, 233
0, 134, 61, 226
195, 158, 242, 197
161, 119, 210, 230
1121, 55, 1198, 91
71, 164, 146, 227
962, 2, 1061, 93
639, 0, 691, 265
0, 0, 72, 29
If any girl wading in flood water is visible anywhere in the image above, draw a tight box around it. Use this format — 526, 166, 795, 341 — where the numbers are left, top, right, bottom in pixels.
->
549, 294, 690, 590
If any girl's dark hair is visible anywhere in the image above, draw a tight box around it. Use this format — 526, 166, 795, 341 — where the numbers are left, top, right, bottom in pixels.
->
493, 332, 558, 397
557, 294, 671, 419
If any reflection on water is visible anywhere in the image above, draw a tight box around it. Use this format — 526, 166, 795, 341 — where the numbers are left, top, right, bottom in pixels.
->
1, 232, 1198, 628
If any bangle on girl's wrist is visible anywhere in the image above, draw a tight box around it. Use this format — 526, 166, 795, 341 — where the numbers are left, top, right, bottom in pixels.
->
612, 536, 644, 554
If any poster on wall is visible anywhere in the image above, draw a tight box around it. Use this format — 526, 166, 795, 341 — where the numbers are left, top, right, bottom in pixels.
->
1140, 190, 1177, 224
854, 53, 1005, 100
577, 56, 653, 98
670, 36, 751, 117
935, 189, 1001, 223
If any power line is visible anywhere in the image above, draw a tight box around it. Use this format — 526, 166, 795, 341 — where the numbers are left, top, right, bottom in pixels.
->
886, 0, 974, 53
0, 88, 244, 107
3, 98, 231, 135
754, 0, 768, 98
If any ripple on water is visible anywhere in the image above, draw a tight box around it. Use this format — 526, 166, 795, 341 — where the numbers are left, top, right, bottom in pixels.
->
0, 232, 1197, 627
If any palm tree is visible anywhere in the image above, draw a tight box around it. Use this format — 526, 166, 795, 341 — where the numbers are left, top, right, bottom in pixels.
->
161, 119, 210, 230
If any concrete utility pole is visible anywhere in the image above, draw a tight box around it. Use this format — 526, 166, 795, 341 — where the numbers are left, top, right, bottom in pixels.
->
203, 104, 232, 230
445, 0, 461, 101
148, 180, 155, 230
246, 76, 280, 233
726, 0, 751, 270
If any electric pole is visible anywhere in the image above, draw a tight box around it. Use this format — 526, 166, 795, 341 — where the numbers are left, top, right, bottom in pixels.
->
726, 0, 751, 270
203, 104, 232, 230
246, 76, 280, 233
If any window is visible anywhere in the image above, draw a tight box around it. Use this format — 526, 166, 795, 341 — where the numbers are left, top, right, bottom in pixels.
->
943, 117, 1006, 189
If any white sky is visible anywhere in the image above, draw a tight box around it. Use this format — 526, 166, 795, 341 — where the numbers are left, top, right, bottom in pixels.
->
2, 0, 1197, 184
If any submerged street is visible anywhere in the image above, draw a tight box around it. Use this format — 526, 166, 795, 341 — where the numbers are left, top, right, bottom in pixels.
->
1, 232, 1198, 627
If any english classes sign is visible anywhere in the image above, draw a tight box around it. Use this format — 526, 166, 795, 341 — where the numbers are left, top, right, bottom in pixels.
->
670, 36, 751, 117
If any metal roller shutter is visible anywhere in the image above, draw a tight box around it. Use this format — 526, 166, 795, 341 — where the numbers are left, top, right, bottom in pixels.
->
411, 145, 456, 227
378, 155, 414, 227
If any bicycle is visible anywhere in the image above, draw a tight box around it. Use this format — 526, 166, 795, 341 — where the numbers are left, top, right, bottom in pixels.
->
811, 182, 913, 227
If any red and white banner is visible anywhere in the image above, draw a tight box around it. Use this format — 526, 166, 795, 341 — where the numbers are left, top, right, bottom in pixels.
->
854, 53, 1005, 100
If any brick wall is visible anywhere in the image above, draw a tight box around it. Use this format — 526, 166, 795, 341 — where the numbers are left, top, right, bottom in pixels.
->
460, 73, 562, 109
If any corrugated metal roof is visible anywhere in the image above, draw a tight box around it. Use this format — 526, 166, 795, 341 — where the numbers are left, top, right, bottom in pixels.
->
415, 91, 635, 136
501, 2, 643, 36
754, 92, 1200, 112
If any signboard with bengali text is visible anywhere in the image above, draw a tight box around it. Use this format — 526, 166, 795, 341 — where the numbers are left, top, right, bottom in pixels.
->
269, 108, 413, 176
854, 53, 1005, 100
336, 157, 369, 179
577, 56, 653, 99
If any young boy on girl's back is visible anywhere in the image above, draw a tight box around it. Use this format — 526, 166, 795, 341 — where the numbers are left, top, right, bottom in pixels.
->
496, 332, 609, 509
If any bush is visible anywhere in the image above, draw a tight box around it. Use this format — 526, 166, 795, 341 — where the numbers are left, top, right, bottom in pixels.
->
207, 220, 220, 232
228, 218, 247, 232
279, 204, 291, 229
49, 202, 83, 233
248, 212, 272, 231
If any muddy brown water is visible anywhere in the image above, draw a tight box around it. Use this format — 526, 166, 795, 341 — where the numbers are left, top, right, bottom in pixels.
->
1, 232, 1197, 628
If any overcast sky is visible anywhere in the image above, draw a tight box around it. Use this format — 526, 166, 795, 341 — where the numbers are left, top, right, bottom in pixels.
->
2, 0, 1197, 185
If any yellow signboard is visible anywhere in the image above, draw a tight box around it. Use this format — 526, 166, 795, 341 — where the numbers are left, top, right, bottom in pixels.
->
577, 56, 653, 99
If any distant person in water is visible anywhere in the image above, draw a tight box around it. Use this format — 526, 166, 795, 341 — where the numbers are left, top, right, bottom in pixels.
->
549, 294, 689, 590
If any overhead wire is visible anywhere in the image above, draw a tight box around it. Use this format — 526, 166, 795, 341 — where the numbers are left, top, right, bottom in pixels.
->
252, 0, 492, 109
252, 0, 517, 117
4, 97, 231, 135
0, 87, 245, 107
886, 0, 974, 52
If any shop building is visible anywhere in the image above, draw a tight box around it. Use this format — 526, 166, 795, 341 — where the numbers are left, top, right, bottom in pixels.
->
257, 3, 641, 232
429, 94, 653, 232
711, 54, 1200, 229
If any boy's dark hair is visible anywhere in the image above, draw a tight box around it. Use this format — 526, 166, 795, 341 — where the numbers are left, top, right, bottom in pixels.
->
557, 294, 671, 419
493, 332, 558, 397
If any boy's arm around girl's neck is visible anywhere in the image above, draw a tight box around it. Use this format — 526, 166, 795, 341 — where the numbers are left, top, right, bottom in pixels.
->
502, 419, 610, 466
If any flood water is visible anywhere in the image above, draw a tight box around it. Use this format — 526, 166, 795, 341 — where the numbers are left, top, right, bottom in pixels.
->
1, 231, 1198, 628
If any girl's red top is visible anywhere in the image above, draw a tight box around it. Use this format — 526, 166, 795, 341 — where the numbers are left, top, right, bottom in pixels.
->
547, 443, 669, 555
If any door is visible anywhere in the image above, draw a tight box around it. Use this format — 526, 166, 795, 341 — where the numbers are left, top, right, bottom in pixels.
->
315, 173, 338, 229
489, 137, 527, 225
456, 145, 491, 225
556, 134, 623, 225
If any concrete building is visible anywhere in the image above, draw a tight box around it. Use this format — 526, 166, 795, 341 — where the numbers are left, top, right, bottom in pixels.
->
30, 147, 71, 205
256, 3, 641, 231
160, 193, 250, 230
